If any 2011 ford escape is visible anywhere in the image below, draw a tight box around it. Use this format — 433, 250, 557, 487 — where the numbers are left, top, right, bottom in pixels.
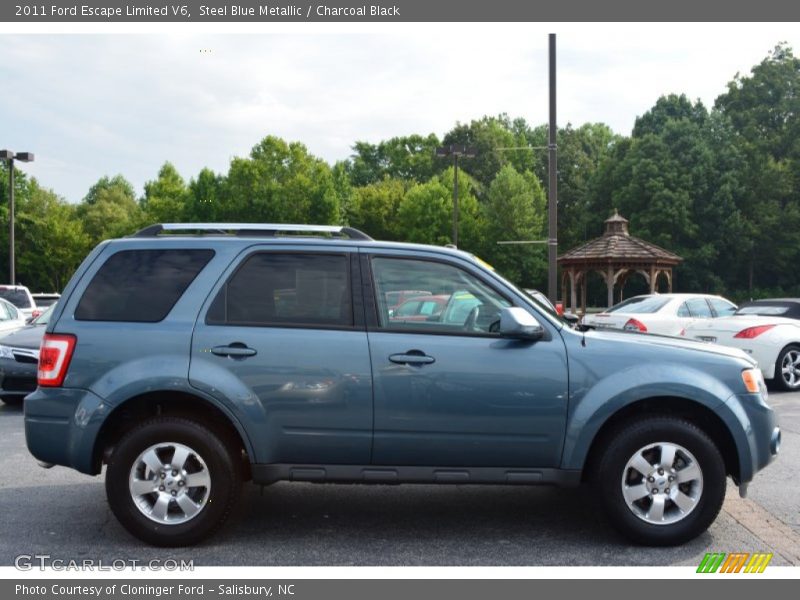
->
24, 223, 780, 547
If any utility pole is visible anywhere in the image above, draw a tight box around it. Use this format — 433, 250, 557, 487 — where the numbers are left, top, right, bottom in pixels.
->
0, 150, 34, 285
436, 144, 476, 248
547, 33, 558, 304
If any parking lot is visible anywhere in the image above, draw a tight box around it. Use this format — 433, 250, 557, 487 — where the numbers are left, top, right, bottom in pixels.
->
0, 391, 798, 567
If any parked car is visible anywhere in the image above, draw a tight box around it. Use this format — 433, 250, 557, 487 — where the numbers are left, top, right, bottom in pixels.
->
525, 289, 579, 326
25, 223, 779, 547
0, 303, 55, 406
0, 297, 28, 336
581, 293, 737, 336
31, 293, 61, 316
0, 284, 37, 321
682, 298, 800, 391
385, 290, 431, 314
389, 294, 449, 322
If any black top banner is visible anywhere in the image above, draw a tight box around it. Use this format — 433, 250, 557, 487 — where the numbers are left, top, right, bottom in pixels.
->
4, 0, 800, 22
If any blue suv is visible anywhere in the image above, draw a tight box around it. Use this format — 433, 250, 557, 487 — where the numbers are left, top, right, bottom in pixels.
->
24, 224, 780, 547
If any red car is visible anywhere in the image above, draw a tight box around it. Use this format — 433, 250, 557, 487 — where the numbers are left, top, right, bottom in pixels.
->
389, 294, 449, 322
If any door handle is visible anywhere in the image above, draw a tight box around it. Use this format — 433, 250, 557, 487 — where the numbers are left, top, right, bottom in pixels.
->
388, 350, 435, 365
211, 343, 257, 358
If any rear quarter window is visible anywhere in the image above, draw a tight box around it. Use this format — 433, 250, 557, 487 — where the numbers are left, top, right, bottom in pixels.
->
75, 249, 215, 322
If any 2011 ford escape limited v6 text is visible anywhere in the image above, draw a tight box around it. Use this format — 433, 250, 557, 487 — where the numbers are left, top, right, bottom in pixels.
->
25, 224, 780, 547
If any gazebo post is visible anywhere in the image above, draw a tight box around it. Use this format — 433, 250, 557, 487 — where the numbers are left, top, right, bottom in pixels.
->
580, 275, 587, 316
606, 265, 614, 308
569, 271, 577, 314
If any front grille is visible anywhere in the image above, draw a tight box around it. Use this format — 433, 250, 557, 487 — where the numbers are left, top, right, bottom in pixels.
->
2, 376, 37, 392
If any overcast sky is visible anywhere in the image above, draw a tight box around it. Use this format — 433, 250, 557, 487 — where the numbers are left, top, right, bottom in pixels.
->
2, 23, 799, 203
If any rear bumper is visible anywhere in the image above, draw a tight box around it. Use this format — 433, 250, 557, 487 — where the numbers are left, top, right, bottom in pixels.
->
24, 387, 107, 474
720, 392, 779, 484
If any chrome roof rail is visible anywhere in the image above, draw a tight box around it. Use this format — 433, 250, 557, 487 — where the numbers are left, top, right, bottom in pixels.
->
132, 223, 373, 241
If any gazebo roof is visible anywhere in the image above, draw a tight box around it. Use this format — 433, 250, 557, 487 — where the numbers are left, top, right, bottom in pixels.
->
558, 211, 682, 266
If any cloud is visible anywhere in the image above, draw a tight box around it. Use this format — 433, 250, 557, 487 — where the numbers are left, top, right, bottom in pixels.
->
0, 24, 797, 203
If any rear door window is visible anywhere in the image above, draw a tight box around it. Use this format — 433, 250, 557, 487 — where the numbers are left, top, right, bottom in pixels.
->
75, 249, 214, 322
207, 253, 353, 328
685, 298, 713, 318
708, 298, 737, 317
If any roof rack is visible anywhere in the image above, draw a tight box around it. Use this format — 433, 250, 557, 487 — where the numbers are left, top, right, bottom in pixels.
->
132, 223, 373, 241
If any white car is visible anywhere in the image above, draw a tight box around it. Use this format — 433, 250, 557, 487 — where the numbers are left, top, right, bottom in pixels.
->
582, 293, 737, 336
682, 299, 800, 391
0, 297, 28, 335
0, 285, 37, 321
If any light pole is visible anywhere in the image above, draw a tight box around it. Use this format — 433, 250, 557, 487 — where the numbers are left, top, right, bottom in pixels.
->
435, 144, 476, 248
0, 150, 34, 285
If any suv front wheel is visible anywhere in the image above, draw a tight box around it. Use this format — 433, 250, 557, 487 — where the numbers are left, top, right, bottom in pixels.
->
595, 416, 726, 546
105, 416, 242, 546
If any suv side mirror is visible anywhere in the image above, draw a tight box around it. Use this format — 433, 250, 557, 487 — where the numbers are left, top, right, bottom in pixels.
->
499, 307, 545, 341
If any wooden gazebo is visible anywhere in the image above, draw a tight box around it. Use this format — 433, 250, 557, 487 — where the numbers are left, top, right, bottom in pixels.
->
558, 211, 682, 314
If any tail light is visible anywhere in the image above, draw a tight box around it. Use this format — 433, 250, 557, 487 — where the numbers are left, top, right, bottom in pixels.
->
555, 302, 564, 316
31, 310, 42, 320
734, 325, 776, 339
623, 318, 648, 332
38, 334, 77, 387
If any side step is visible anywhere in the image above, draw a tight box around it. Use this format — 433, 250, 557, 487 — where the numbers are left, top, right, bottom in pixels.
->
251, 464, 581, 487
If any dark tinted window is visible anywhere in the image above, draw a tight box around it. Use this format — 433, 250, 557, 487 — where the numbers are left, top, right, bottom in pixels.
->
0, 288, 31, 309
207, 253, 352, 328
76, 249, 214, 322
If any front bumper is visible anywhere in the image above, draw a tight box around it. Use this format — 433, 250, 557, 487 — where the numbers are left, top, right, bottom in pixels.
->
0, 357, 37, 403
721, 392, 779, 484
24, 387, 108, 474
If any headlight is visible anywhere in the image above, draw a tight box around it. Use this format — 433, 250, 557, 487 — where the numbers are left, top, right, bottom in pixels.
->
0, 345, 15, 360
742, 368, 768, 400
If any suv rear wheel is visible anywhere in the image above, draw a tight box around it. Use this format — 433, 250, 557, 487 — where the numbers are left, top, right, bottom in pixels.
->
105, 416, 242, 546
595, 416, 726, 546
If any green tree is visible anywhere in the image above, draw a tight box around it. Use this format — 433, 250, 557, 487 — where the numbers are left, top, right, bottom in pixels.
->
222, 136, 339, 224
714, 43, 800, 294
395, 168, 482, 248
483, 165, 547, 286
77, 175, 143, 244
441, 115, 527, 191
142, 162, 188, 223
349, 177, 407, 241
16, 184, 90, 291
185, 168, 224, 222
348, 134, 443, 186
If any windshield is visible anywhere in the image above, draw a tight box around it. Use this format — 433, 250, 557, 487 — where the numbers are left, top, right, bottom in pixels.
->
608, 296, 669, 314
0, 288, 31, 309
32, 303, 56, 325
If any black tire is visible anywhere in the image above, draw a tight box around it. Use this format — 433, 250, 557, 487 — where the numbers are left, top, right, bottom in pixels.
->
105, 416, 242, 547
773, 344, 800, 392
594, 416, 726, 546
0, 396, 23, 407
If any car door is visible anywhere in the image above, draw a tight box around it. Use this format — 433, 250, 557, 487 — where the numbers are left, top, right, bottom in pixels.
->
189, 247, 373, 465
362, 250, 569, 468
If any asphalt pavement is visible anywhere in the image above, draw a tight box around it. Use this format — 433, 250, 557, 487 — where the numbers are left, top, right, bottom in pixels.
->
0, 391, 797, 566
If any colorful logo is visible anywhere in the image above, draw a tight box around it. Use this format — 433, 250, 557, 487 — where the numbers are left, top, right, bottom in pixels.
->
697, 552, 773, 573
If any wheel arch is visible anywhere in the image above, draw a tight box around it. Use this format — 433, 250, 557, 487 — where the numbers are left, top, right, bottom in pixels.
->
578, 397, 740, 482
91, 390, 254, 477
